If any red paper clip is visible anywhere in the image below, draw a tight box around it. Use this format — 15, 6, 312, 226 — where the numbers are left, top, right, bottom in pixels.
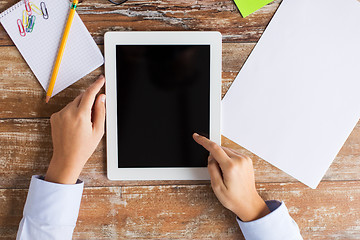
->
17, 19, 26, 37
24, 0, 32, 15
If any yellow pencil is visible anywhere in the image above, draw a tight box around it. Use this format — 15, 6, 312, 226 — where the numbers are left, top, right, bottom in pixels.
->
46, 0, 79, 103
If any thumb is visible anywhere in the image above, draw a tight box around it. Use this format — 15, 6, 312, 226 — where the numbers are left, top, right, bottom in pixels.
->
93, 94, 106, 135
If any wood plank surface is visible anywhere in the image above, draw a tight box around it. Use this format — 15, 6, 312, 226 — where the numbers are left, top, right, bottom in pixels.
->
0, 0, 281, 46
1, 118, 360, 189
0, 43, 250, 119
1, 181, 360, 239
1, 0, 359, 239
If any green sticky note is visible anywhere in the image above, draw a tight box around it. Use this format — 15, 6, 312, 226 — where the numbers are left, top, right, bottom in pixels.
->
233, 0, 274, 17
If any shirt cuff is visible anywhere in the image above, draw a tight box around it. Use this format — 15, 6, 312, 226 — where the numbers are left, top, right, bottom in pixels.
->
237, 200, 302, 240
23, 175, 84, 226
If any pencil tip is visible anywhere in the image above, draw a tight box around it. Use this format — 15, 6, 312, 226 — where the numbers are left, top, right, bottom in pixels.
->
45, 96, 50, 103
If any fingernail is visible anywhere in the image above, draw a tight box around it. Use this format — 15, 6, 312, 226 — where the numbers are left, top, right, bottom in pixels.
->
194, 133, 199, 137
101, 95, 106, 103
99, 75, 105, 80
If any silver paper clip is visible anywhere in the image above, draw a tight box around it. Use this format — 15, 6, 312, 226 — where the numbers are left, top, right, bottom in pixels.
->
40, 2, 48, 19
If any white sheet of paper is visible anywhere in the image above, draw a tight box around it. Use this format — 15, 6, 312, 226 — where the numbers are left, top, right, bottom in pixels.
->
0, 0, 104, 96
222, 0, 360, 189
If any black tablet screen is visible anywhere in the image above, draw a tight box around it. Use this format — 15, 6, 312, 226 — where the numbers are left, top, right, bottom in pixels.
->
116, 45, 210, 168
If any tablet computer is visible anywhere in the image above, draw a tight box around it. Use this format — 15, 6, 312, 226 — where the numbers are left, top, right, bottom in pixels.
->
105, 32, 221, 180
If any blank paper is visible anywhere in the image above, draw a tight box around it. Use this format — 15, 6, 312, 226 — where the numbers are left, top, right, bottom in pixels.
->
222, 0, 360, 188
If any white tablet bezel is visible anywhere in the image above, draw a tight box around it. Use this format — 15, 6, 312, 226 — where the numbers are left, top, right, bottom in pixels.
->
105, 31, 222, 180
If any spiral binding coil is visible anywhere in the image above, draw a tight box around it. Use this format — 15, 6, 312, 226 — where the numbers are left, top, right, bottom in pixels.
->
0, 1, 24, 20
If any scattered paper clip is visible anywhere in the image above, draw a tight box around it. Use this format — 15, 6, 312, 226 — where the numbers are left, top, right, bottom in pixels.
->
17, 19, 26, 37
22, 10, 29, 28
40, 2, 48, 19
30, 2, 43, 16
24, 0, 32, 15
26, 15, 36, 33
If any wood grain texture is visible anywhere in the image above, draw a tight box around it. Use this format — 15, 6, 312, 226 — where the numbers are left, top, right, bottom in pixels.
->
0, 43, 251, 118
0, 0, 281, 46
0, 43, 250, 118
1, 181, 360, 239
1, 0, 359, 238
1, 118, 360, 189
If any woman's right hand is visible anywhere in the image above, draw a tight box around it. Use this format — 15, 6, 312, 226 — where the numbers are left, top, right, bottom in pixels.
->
193, 133, 270, 222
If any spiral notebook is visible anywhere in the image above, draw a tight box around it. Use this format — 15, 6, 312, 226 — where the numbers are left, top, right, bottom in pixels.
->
0, 0, 104, 96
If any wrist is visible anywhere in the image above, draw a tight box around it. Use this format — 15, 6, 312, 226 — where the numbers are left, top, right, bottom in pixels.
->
45, 156, 83, 184
234, 194, 270, 222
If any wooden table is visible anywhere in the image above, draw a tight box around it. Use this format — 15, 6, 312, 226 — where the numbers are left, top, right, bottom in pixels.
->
1, 0, 360, 239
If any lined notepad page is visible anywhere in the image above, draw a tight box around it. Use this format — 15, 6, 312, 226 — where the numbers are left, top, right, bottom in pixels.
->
0, 0, 104, 96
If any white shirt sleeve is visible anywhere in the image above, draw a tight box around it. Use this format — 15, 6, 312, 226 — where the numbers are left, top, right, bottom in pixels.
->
16, 175, 84, 240
237, 200, 303, 240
